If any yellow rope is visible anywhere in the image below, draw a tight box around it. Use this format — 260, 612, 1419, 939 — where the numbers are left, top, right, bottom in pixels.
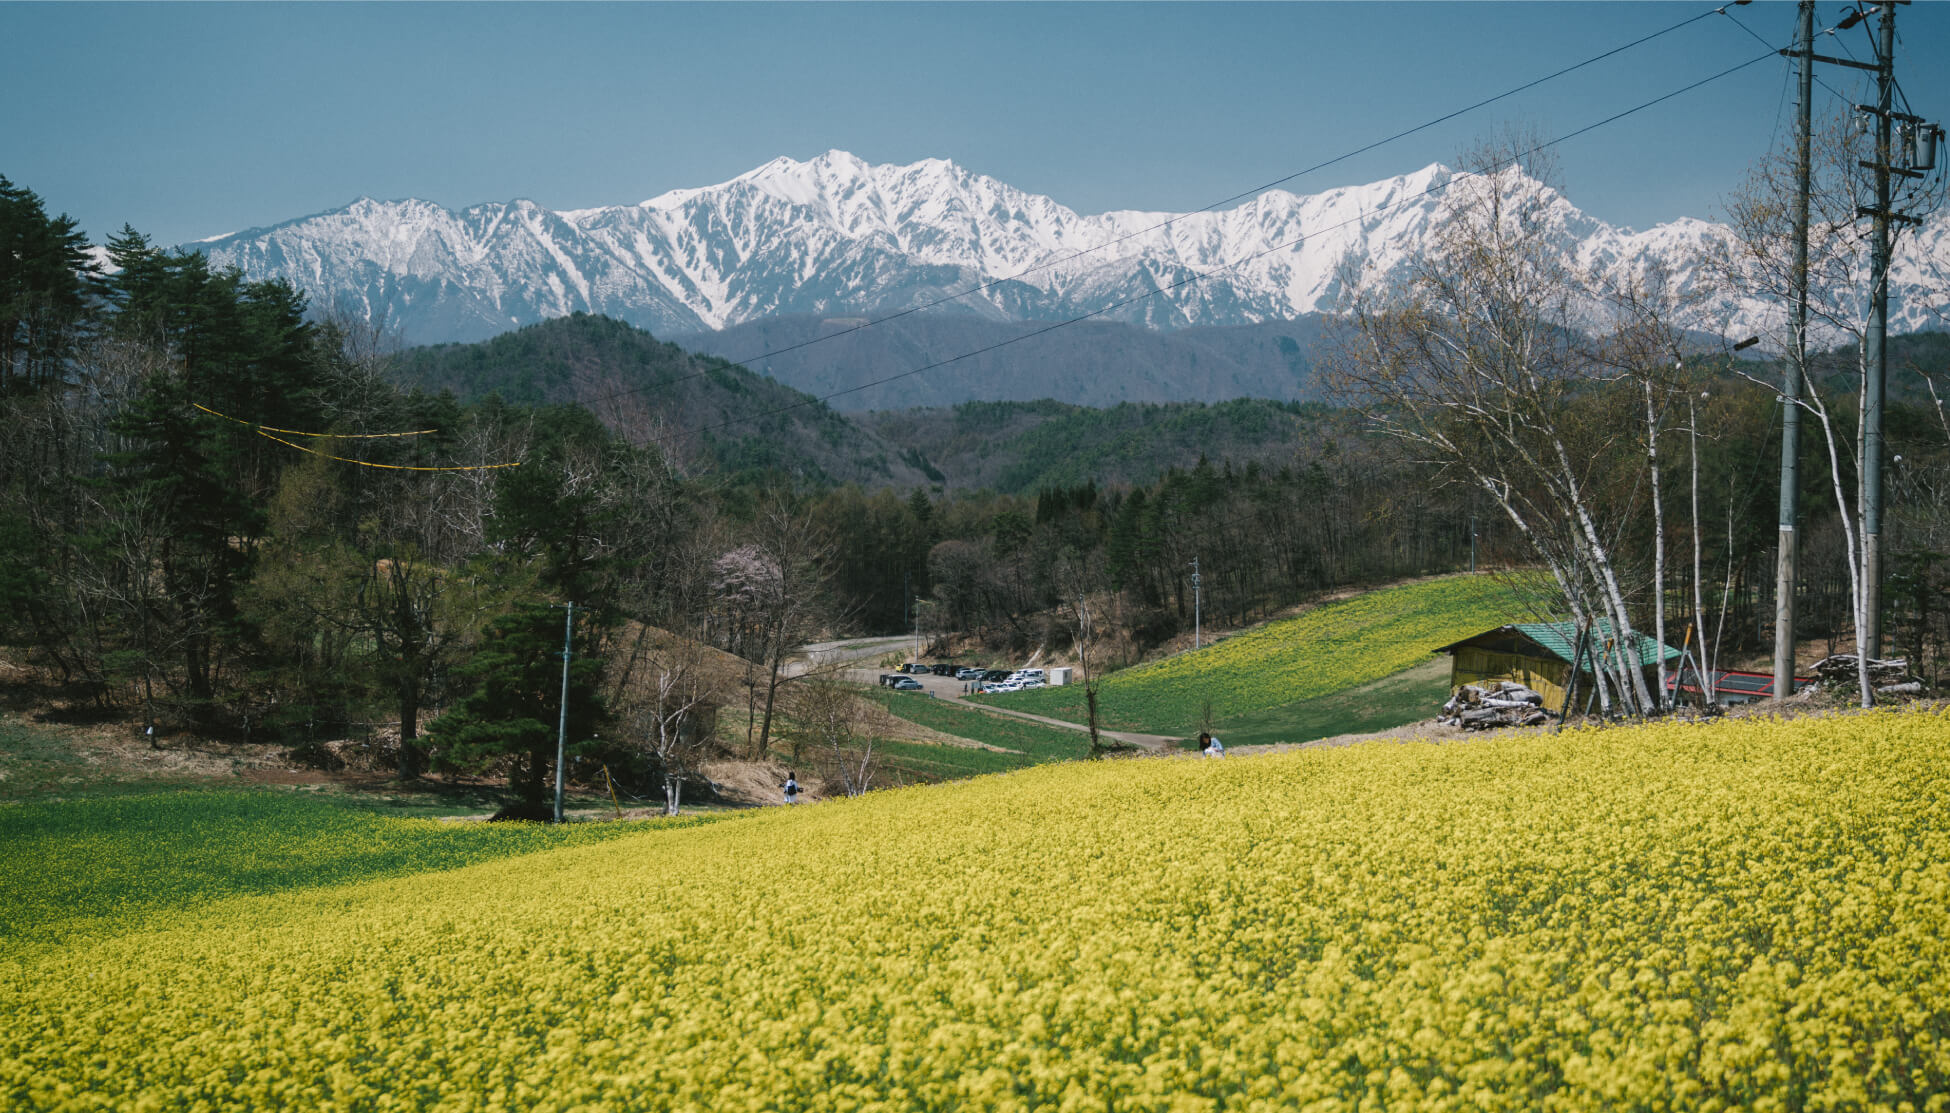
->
193, 402, 437, 439
254, 430, 522, 472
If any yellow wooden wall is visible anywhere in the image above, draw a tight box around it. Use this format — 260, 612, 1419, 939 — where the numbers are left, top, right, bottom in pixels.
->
1448, 646, 1572, 709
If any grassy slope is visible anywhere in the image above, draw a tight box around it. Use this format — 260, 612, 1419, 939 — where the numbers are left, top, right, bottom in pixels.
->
995, 574, 1536, 737
7, 708, 1947, 1109
0, 789, 715, 950
0, 718, 95, 798
1191, 657, 1455, 748
862, 690, 1094, 781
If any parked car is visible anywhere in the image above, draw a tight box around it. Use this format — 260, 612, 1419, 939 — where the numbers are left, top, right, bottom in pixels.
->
901, 663, 930, 674
890, 677, 924, 691
955, 667, 985, 681
986, 680, 1022, 693
1017, 679, 1045, 689
878, 673, 902, 687
983, 669, 1011, 682
931, 663, 958, 677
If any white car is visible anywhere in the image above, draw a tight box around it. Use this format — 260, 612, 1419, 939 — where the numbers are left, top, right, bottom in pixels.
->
985, 681, 1022, 693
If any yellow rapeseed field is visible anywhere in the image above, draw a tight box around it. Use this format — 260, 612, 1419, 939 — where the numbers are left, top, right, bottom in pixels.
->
6, 707, 1949, 1111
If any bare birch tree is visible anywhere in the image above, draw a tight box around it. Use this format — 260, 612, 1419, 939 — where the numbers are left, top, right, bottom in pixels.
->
712, 499, 835, 759
798, 674, 877, 798
614, 628, 717, 816
1328, 138, 1678, 715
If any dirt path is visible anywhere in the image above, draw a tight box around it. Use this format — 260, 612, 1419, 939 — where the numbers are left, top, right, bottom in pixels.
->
938, 690, 1180, 752
844, 664, 1180, 752
787, 635, 913, 678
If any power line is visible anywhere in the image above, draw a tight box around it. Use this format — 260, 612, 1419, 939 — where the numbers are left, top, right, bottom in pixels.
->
1720, 5, 1863, 107
554, 2, 1750, 418
194, 401, 523, 470
193, 402, 435, 438
650, 47, 1782, 451
252, 429, 523, 471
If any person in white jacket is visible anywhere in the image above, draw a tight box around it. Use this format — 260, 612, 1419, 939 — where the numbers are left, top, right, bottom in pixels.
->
1206, 735, 1225, 758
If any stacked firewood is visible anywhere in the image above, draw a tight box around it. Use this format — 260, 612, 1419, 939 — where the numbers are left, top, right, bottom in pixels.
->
1811, 655, 1925, 698
1440, 681, 1555, 730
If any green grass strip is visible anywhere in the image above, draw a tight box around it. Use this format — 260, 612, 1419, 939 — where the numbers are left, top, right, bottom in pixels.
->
997, 574, 1537, 734
0, 789, 717, 949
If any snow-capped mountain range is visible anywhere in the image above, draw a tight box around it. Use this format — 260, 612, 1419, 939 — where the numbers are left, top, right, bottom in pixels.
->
192, 149, 1946, 346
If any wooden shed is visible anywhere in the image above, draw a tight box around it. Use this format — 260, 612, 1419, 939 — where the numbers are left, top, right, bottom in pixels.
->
1435, 621, 1681, 712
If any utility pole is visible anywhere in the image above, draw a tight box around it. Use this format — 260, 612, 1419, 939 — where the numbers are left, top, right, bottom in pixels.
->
1786, 0, 1940, 667
1776, 0, 1813, 699
1190, 556, 1202, 650
1469, 515, 1478, 574
553, 601, 574, 824
1860, 1, 1896, 660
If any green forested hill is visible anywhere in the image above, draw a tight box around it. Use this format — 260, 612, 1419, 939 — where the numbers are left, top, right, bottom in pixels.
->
863, 397, 1359, 493
392, 316, 1360, 494
391, 314, 934, 487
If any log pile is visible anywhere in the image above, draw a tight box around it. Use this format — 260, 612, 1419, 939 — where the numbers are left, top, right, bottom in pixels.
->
1811, 655, 1927, 699
1440, 681, 1555, 730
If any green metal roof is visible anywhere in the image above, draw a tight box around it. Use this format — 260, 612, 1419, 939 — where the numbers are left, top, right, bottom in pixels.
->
1513, 621, 1680, 670
1439, 620, 1680, 670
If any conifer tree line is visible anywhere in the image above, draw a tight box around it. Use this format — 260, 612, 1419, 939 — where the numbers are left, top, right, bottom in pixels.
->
2, 170, 1946, 803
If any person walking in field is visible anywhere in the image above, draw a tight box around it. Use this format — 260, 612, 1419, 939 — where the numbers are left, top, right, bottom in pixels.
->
784, 773, 801, 805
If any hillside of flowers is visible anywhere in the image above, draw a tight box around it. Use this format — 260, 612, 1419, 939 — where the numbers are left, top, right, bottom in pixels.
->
6, 706, 1948, 1111
1001, 573, 1533, 732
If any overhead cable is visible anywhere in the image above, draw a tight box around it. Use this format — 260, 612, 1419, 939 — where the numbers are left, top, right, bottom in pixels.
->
251, 430, 523, 471
193, 402, 436, 438
193, 402, 522, 471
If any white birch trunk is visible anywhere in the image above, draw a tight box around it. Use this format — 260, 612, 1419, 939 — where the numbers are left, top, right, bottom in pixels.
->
1479, 478, 1614, 716
1645, 381, 1669, 711
1689, 399, 1715, 703
1550, 433, 1654, 715
1813, 393, 1873, 707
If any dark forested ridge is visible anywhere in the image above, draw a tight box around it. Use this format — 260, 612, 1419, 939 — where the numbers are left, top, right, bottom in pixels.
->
391, 314, 934, 489
387, 316, 1348, 494
863, 398, 1345, 494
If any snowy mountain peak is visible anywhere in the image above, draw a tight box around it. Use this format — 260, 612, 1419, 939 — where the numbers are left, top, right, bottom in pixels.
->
189, 152, 1948, 345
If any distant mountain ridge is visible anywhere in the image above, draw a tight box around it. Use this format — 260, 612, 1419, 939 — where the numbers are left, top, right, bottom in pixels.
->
666, 315, 1328, 411
189, 150, 1950, 352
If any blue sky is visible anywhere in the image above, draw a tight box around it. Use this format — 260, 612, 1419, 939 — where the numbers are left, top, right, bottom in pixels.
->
4, 2, 1945, 248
